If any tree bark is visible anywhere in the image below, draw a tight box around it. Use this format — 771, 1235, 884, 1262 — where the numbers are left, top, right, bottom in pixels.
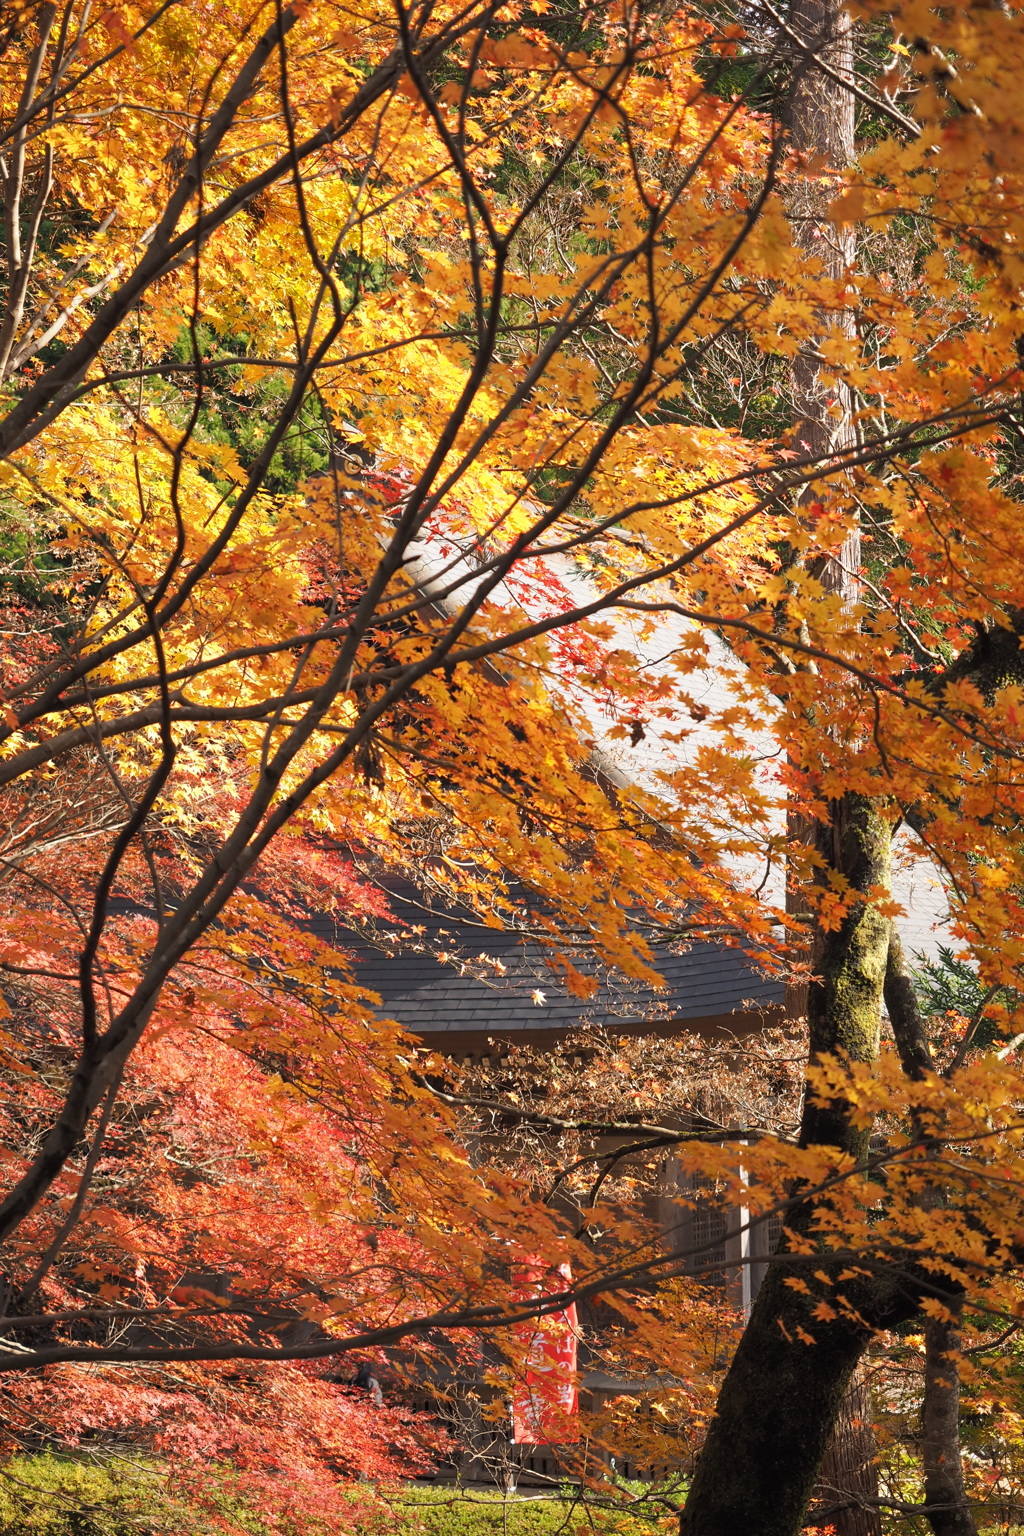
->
922, 1313, 978, 1536
802, 808, 886, 1536
814, 1365, 881, 1536
787, 0, 858, 597
883, 925, 935, 1083
679, 799, 894, 1536
678, 8, 896, 1533
885, 933, 976, 1536
678, 1263, 868, 1536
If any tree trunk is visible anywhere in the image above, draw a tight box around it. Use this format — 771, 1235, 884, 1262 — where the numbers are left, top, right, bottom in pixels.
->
788, 0, 859, 596
885, 938, 975, 1536
922, 1314, 978, 1536
679, 1262, 868, 1536
678, 8, 897, 1534
814, 1366, 881, 1536
679, 799, 894, 1536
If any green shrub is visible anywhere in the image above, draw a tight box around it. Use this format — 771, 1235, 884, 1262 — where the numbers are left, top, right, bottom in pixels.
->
379, 1488, 672, 1536
0, 1453, 203, 1535
0, 1458, 674, 1535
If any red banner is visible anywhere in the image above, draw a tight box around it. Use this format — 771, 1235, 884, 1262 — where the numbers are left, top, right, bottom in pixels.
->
511, 1261, 580, 1445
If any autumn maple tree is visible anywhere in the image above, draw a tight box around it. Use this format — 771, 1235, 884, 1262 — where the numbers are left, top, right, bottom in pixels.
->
4, 0, 1024, 1530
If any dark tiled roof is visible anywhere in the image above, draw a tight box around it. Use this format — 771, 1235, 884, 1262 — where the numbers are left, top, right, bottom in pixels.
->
315, 882, 782, 1037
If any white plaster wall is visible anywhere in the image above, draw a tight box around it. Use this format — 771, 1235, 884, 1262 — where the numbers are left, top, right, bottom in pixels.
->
405, 529, 952, 957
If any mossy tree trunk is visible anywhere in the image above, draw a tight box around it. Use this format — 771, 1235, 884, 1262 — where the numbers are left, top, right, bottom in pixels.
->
678, 797, 894, 1536
680, 4, 890, 1530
